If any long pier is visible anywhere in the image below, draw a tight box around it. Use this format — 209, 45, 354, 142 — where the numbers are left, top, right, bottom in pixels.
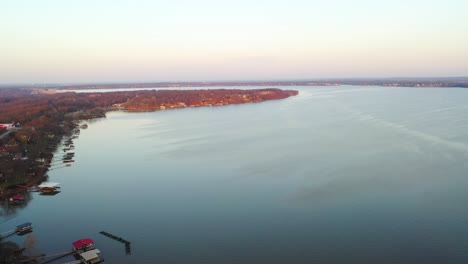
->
38, 250, 75, 264
20, 250, 74, 263
99, 231, 131, 255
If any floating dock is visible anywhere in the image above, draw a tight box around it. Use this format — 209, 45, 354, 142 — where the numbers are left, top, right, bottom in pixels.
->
99, 231, 131, 255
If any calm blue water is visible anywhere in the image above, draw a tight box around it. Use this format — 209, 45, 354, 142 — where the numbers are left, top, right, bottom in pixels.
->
3, 86, 468, 263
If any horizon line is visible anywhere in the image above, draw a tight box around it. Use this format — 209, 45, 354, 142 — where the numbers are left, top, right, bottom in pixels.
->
2, 76, 468, 87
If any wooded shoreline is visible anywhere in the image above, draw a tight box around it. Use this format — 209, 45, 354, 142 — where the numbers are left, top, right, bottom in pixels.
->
0, 88, 298, 200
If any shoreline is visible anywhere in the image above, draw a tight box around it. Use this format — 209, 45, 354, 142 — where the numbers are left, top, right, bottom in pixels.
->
0, 88, 298, 201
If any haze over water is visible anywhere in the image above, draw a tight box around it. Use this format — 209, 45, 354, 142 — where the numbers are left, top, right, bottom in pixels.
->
3, 86, 468, 263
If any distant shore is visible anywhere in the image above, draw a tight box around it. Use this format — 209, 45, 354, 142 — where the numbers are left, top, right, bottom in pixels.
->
3, 77, 468, 90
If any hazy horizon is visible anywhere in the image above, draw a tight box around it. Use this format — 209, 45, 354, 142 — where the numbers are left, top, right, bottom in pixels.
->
2, 76, 468, 87
2, 0, 467, 83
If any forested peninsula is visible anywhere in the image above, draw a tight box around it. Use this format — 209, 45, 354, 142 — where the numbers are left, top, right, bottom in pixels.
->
0, 88, 298, 199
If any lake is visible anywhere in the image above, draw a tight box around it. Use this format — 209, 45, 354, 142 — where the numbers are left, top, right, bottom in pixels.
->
3, 85, 468, 263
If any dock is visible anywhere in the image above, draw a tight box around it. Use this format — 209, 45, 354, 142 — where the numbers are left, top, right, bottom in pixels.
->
1, 222, 33, 240
99, 231, 131, 255
20, 250, 74, 263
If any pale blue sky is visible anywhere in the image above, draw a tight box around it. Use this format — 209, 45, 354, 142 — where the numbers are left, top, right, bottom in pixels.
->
1, 0, 467, 83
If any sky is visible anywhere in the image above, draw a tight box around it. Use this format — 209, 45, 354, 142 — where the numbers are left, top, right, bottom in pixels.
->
1, 0, 467, 84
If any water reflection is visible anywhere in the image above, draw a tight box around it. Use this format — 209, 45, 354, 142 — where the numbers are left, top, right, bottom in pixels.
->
0, 190, 33, 219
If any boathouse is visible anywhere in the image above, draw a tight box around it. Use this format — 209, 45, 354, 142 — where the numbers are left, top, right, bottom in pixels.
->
37, 182, 60, 193
73, 238, 95, 252
16, 222, 33, 233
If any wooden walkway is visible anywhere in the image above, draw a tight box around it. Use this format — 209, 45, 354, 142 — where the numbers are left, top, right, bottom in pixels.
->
61, 261, 81, 264
0, 230, 16, 240
21, 250, 74, 263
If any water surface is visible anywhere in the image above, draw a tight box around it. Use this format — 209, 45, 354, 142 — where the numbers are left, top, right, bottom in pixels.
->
3, 86, 468, 263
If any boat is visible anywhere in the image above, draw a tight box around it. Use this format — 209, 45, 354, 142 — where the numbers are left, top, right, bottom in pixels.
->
37, 182, 60, 193
80, 123, 88, 129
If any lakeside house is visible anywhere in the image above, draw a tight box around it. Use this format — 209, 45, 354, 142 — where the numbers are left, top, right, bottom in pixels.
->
0, 122, 15, 130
